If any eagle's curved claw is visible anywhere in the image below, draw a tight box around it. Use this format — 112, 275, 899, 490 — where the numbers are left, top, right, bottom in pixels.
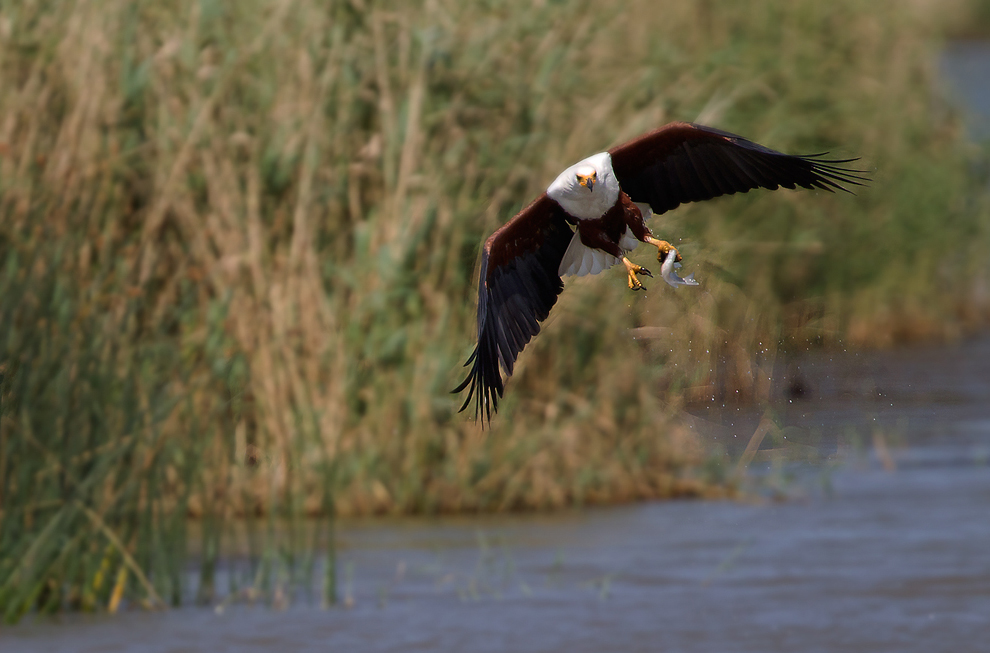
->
622, 257, 650, 291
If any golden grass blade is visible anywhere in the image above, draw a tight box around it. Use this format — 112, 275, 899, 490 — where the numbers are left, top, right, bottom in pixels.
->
77, 502, 165, 610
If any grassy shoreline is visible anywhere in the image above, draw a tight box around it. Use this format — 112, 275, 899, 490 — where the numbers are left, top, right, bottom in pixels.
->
1, 0, 988, 618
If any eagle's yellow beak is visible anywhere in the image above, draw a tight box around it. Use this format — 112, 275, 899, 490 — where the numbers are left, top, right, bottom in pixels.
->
577, 172, 596, 192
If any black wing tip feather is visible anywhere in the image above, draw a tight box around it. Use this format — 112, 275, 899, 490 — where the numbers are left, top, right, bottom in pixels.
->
452, 344, 502, 429
791, 153, 872, 194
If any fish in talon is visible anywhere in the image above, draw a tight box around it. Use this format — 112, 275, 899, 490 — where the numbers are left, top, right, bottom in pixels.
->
660, 250, 699, 287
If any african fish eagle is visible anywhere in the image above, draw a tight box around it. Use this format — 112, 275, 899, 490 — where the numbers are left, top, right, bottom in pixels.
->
454, 122, 867, 424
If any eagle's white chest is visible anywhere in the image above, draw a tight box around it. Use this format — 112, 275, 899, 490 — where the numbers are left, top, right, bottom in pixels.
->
557, 226, 637, 277
546, 152, 620, 221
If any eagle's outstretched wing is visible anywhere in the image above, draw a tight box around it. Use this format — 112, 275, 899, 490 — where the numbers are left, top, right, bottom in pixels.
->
453, 194, 574, 425
609, 122, 868, 215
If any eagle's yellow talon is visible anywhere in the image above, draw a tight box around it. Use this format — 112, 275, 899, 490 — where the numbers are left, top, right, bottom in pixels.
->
622, 257, 650, 291
647, 237, 681, 264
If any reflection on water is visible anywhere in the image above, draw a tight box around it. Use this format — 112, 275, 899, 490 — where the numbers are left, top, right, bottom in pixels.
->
6, 337, 990, 652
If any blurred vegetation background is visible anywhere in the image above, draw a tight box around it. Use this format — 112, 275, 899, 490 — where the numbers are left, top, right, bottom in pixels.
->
1, 0, 989, 618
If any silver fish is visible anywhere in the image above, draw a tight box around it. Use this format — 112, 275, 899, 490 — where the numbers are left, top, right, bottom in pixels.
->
661, 250, 699, 288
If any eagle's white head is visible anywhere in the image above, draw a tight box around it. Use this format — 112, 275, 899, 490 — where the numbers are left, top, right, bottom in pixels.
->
546, 151, 620, 221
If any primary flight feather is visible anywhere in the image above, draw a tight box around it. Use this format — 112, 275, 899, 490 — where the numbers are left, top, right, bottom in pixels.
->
453, 122, 868, 424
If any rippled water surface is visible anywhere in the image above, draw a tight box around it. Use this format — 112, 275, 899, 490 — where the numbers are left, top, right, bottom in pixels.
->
6, 337, 990, 653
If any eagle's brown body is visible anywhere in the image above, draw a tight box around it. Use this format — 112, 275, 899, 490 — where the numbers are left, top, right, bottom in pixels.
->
576, 192, 650, 259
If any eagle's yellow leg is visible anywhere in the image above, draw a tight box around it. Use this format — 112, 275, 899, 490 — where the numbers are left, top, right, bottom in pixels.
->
646, 237, 682, 264
622, 257, 652, 291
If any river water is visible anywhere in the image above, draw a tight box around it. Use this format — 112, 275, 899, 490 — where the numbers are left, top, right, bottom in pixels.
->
5, 337, 990, 652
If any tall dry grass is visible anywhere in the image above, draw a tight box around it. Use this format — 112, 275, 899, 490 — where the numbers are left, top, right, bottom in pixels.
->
0, 0, 987, 618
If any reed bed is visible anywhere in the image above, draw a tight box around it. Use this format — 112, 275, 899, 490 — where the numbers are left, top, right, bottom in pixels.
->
0, 0, 986, 619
